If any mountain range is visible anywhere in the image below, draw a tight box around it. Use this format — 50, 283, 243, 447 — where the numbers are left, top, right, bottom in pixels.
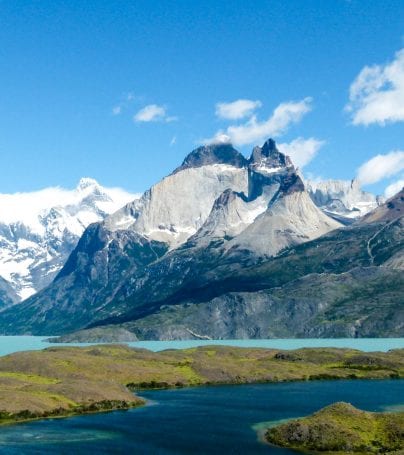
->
0, 179, 137, 304
0, 139, 402, 339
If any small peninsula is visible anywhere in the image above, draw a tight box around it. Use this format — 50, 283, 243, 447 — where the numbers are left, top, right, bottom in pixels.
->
266, 402, 404, 454
0, 345, 402, 425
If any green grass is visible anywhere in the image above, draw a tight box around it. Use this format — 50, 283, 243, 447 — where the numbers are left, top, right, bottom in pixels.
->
266, 402, 404, 453
0, 345, 402, 426
0, 371, 59, 384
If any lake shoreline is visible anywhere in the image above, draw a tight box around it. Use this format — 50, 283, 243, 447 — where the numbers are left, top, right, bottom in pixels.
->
0, 344, 402, 427
2, 376, 403, 428
264, 402, 404, 453
0, 400, 143, 427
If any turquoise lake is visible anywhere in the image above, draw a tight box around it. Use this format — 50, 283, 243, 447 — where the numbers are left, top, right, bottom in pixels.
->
0, 336, 403, 357
0, 379, 402, 454
0, 337, 402, 453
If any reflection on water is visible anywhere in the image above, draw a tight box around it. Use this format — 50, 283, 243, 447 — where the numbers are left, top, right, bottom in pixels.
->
0, 380, 401, 454
0, 429, 118, 445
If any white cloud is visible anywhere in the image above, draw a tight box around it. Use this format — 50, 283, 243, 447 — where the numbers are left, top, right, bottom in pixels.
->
203, 98, 312, 146
215, 99, 262, 120
134, 104, 177, 123
278, 137, 325, 169
170, 135, 177, 146
357, 150, 404, 185
112, 105, 122, 116
346, 49, 404, 125
134, 104, 166, 122
384, 178, 404, 198
165, 115, 178, 123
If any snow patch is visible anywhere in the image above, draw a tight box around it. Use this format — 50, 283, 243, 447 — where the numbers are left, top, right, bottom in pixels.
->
0, 179, 139, 301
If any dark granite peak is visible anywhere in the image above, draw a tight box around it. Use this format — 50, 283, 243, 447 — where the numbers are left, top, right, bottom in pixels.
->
249, 139, 292, 169
173, 143, 247, 174
279, 172, 305, 196
247, 139, 300, 200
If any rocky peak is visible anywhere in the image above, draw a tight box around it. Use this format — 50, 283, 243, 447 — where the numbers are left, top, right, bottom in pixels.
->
249, 138, 293, 170
247, 139, 300, 200
174, 143, 247, 174
306, 178, 380, 220
76, 177, 100, 191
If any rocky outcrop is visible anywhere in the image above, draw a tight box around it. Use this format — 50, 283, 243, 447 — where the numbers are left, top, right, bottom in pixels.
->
361, 187, 404, 224
266, 402, 404, 453
0, 277, 19, 309
306, 178, 381, 221
173, 143, 247, 173
105, 156, 248, 248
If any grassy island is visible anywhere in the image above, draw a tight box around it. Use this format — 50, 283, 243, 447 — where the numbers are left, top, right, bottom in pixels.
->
266, 402, 404, 454
0, 345, 402, 425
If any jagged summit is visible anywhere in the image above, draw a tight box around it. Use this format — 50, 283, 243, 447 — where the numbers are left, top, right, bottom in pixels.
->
306, 178, 381, 220
247, 139, 299, 200
174, 143, 247, 173
175, 138, 293, 176
249, 138, 293, 170
76, 177, 100, 191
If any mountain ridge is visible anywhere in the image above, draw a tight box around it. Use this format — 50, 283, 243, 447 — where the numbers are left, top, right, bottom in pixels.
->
0, 139, 400, 339
0, 179, 137, 301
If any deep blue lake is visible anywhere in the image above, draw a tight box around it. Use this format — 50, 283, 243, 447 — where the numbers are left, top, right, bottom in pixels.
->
0, 380, 402, 454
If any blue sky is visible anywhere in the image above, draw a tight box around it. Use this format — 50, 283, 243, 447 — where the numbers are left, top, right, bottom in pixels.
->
1, 0, 404, 196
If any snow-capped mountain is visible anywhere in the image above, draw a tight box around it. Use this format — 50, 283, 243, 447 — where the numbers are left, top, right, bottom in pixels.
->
306, 178, 382, 221
0, 139, 345, 334
0, 178, 138, 302
0, 139, 400, 339
0, 144, 381, 311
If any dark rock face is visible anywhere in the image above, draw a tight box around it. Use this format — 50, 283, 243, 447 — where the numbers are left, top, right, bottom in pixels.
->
279, 172, 305, 196
247, 139, 299, 200
57, 213, 403, 341
173, 143, 247, 173
361, 188, 404, 223
249, 138, 293, 169
0, 225, 169, 334
73, 265, 402, 341
0, 277, 19, 310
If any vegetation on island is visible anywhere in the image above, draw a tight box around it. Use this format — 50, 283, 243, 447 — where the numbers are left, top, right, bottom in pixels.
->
266, 402, 404, 454
0, 345, 402, 425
